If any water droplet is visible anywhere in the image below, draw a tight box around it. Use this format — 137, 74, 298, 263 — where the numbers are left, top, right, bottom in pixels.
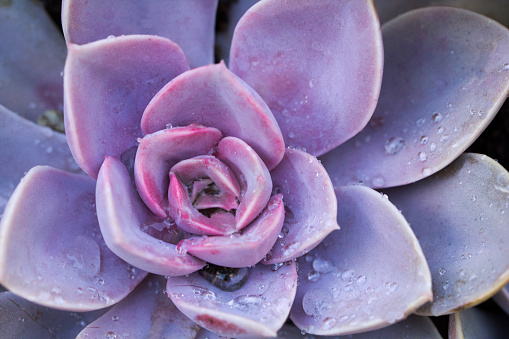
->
107, 35, 115, 39
270, 263, 284, 271
372, 176, 385, 187
429, 142, 437, 152
439, 267, 447, 276
385, 137, 405, 155
442, 281, 450, 290
46, 146, 54, 154
302, 288, 331, 317
432, 112, 443, 123
165, 123, 173, 129
308, 79, 315, 88
503, 63, 509, 71
470, 195, 476, 202
385, 282, 398, 293
105, 331, 117, 338
415, 117, 426, 126
19, 317, 24, 322
111, 315, 119, 321
356, 275, 367, 285
418, 151, 427, 162
420, 135, 429, 145
422, 167, 432, 176
322, 317, 337, 329
279, 225, 289, 238
437, 126, 444, 134
312, 258, 334, 273
341, 270, 355, 281
307, 270, 320, 282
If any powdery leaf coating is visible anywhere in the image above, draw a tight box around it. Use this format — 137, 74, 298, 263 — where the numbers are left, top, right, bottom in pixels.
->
135, 125, 222, 217
264, 148, 339, 264
448, 307, 509, 338
64, 34, 189, 178
230, 0, 383, 156
0, 105, 80, 216
62, 0, 217, 68
179, 194, 284, 267
494, 283, 509, 315
374, 0, 509, 26
141, 61, 285, 171
385, 153, 509, 316
291, 185, 431, 335
77, 275, 201, 339
96, 157, 205, 276
273, 315, 441, 338
167, 263, 297, 338
321, 7, 509, 189
0, 166, 146, 311
0, 0, 65, 122
0, 291, 107, 339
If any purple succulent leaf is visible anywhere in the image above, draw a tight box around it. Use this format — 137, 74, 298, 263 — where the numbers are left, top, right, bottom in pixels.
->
195, 328, 227, 339
264, 148, 339, 264
77, 275, 201, 338
140, 61, 285, 171
494, 283, 509, 315
274, 315, 441, 338
0, 0, 65, 122
135, 125, 222, 217
374, 0, 509, 26
291, 185, 431, 335
321, 7, 509, 189
215, 0, 259, 64
384, 153, 509, 316
216, 137, 272, 230
167, 262, 297, 338
62, 0, 217, 68
96, 156, 205, 276
0, 166, 147, 311
179, 194, 284, 268
168, 172, 236, 236
64, 34, 189, 178
0, 105, 80, 216
449, 306, 509, 338
229, 0, 383, 156
0, 291, 107, 339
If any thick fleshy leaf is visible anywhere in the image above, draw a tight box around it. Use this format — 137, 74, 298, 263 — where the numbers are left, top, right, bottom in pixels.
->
0, 105, 79, 217
0, 166, 146, 311
321, 7, 509, 189
64, 34, 189, 178
374, 0, 509, 26
494, 283, 509, 315
449, 307, 509, 338
275, 315, 441, 338
385, 153, 509, 316
216, 137, 272, 230
168, 172, 236, 236
0, 291, 107, 339
97, 157, 205, 276
229, 0, 383, 156
264, 148, 339, 264
167, 263, 297, 338
77, 275, 200, 338
135, 125, 222, 217
141, 62, 285, 170
0, 0, 65, 122
179, 194, 284, 267
62, 0, 217, 68
291, 185, 431, 335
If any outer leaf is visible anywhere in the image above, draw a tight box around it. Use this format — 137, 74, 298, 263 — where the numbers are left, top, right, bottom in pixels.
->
141, 62, 285, 170
264, 148, 339, 264
494, 283, 509, 315
0, 166, 146, 311
321, 7, 509, 188
374, 0, 509, 26
64, 34, 189, 178
0, 0, 65, 122
449, 307, 509, 338
96, 157, 205, 276
0, 291, 106, 339
0, 105, 79, 217
62, 0, 217, 68
167, 263, 297, 338
230, 0, 383, 156
77, 275, 200, 338
291, 186, 431, 335
385, 153, 509, 316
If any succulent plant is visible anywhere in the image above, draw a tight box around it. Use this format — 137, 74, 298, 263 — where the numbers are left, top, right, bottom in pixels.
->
1, 0, 509, 338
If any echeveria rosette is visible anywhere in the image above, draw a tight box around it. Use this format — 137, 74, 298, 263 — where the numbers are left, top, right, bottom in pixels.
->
1, 0, 509, 338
